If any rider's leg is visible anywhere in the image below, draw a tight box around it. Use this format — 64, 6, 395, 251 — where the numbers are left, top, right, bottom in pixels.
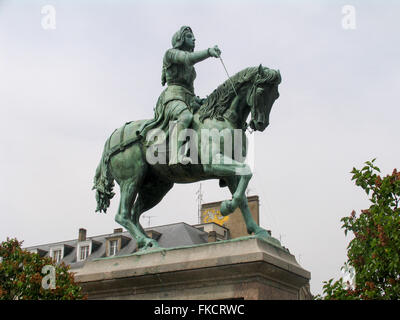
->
176, 109, 193, 163
168, 102, 193, 164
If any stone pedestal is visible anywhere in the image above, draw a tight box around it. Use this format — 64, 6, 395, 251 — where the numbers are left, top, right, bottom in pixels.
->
74, 236, 311, 300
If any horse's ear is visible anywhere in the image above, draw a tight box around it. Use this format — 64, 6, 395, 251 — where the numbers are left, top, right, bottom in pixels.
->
258, 64, 264, 75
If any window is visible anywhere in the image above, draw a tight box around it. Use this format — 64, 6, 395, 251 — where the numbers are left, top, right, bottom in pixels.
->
50, 246, 69, 263
76, 240, 95, 262
109, 240, 118, 256
52, 249, 62, 263
106, 236, 129, 257
79, 245, 90, 261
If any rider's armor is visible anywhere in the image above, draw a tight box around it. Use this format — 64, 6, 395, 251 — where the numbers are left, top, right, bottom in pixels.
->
137, 26, 211, 162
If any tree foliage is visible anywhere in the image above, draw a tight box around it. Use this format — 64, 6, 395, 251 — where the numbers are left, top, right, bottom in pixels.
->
317, 160, 400, 299
0, 238, 86, 300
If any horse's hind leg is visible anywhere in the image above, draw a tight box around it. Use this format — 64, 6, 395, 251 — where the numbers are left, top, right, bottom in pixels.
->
131, 180, 174, 235
115, 176, 159, 250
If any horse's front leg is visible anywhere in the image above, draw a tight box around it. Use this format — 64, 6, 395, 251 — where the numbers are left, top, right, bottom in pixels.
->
203, 153, 251, 215
224, 176, 271, 238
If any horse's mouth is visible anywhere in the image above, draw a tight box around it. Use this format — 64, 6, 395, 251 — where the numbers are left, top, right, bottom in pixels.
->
250, 120, 269, 132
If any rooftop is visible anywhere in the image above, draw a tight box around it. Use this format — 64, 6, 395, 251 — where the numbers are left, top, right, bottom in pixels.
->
25, 222, 229, 269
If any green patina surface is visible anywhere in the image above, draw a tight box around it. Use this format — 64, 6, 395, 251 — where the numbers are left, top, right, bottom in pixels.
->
92, 26, 281, 251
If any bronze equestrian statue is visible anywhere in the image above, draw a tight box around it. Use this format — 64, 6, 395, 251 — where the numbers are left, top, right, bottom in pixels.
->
93, 26, 281, 250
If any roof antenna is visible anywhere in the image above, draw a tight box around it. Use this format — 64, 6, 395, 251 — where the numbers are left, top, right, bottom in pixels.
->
196, 183, 204, 224
142, 214, 155, 227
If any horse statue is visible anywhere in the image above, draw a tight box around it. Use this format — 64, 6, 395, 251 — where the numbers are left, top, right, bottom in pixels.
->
93, 65, 281, 250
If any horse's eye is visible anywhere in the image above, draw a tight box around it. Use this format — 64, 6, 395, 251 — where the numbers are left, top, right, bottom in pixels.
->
256, 87, 264, 95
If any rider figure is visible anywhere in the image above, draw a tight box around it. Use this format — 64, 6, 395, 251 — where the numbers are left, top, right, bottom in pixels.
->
164, 26, 221, 164
141, 26, 221, 164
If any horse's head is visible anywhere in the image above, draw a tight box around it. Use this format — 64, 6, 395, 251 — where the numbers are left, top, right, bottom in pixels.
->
199, 65, 281, 130
246, 65, 281, 132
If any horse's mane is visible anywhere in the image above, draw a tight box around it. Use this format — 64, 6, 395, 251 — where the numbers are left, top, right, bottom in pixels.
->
198, 66, 280, 122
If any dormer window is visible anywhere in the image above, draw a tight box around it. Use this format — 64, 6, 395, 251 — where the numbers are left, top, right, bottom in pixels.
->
54, 250, 62, 262
49, 244, 73, 263
75, 228, 101, 262
50, 248, 63, 263
76, 239, 100, 262
105, 230, 130, 257
76, 241, 91, 262
79, 245, 90, 260
109, 239, 118, 256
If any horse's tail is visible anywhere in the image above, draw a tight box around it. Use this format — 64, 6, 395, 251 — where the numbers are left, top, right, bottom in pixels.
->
92, 138, 115, 213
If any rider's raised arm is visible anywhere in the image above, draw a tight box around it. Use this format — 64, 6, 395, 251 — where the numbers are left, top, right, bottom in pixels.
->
165, 48, 211, 66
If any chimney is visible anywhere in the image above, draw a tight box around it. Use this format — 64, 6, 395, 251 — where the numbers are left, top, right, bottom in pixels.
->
78, 228, 87, 242
113, 228, 123, 234
208, 231, 217, 243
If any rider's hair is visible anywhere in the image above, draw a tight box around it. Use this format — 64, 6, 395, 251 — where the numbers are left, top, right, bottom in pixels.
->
172, 26, 193, 50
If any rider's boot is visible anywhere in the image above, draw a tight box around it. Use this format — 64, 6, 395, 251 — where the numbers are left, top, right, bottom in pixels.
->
179, 139, 193, 165
169, 132, 193, 165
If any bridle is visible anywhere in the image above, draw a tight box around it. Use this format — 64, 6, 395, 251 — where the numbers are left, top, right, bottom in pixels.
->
218, 59, 265, 134
246, 78, 261, 134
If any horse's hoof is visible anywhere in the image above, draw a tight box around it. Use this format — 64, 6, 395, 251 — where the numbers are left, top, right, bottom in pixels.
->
255, 228, 271, 239
136, 237, 159, 250
220, 200, 234, 216
142, 239, 160, 250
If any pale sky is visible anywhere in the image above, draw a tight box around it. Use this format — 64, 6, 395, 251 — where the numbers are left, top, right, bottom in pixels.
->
1, 0, 399, 295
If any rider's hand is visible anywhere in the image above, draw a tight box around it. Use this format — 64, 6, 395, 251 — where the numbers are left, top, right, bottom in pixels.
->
194, 96, 205, 105
208, 45, 221, 58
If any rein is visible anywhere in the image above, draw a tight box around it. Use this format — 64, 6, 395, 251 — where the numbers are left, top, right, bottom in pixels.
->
219, 56, 238, 97
218, 56, 258, 133
246, 81, 258, 134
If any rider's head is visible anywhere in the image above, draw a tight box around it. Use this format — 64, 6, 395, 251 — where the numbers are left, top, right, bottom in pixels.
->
172, 26, 195, 52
